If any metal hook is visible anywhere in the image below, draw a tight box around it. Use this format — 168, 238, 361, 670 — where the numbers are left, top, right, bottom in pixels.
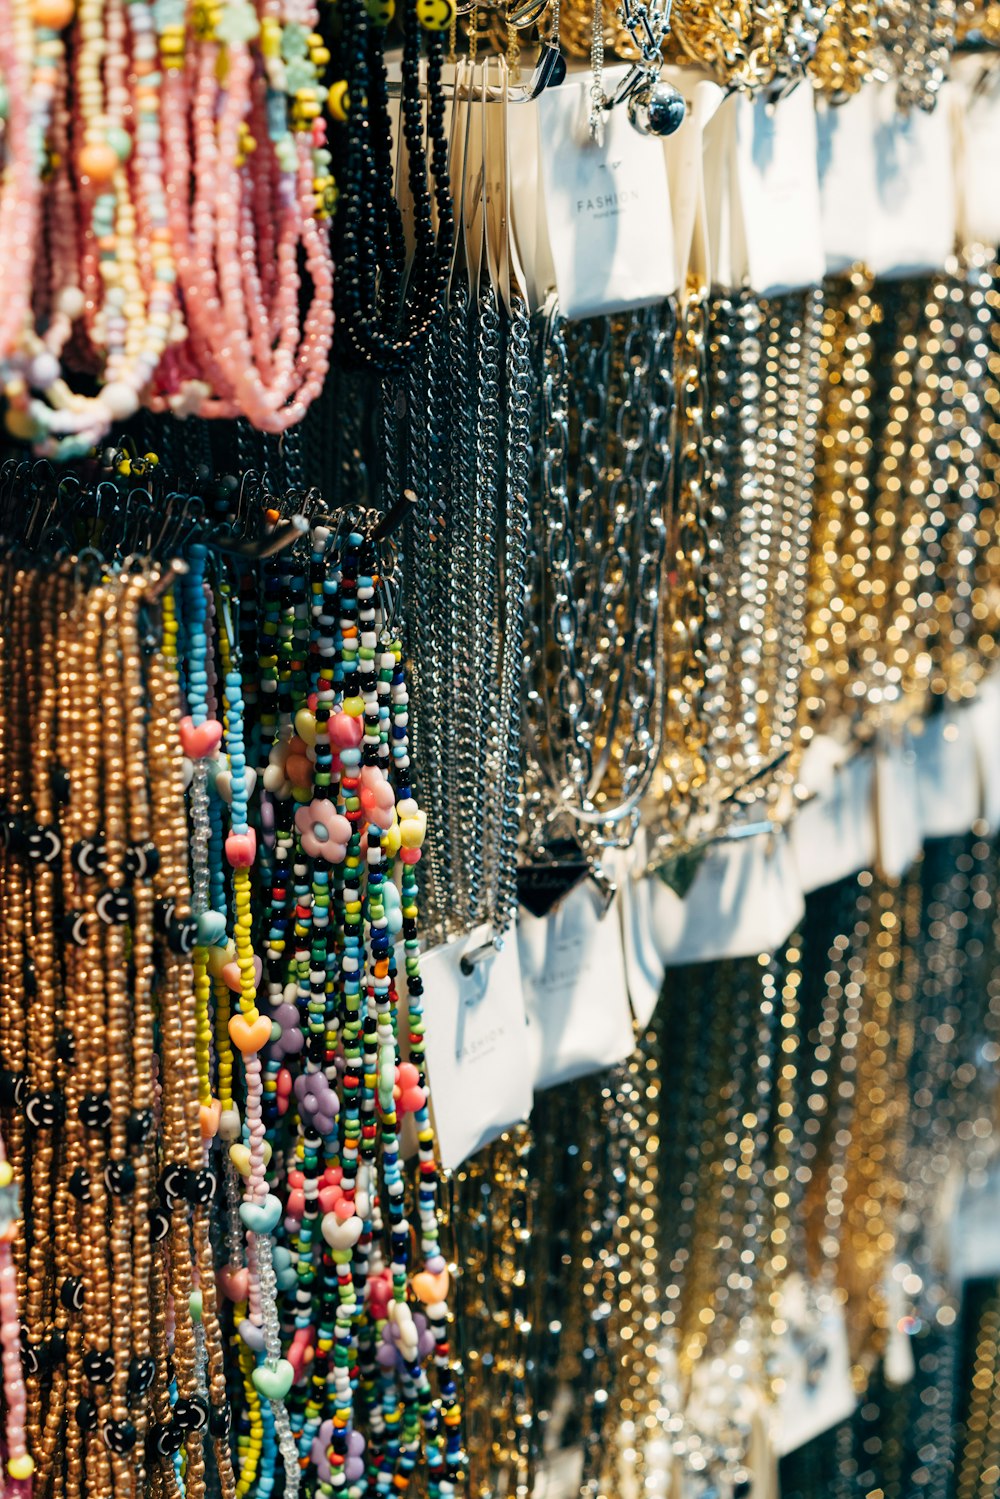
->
210, 513, 309, 560
459, 937, 502, 976
370, 488, 418, 544
236, 470, 264, 529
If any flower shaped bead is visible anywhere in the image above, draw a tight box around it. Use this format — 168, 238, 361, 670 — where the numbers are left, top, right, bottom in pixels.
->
359, 765, 396, 830
294, 800, 350, 862
394, 1061, 427, 1116
312, 1422, 366, 1484
215, 0, 260, 44
292, 1069, 339, 1137
377, 1310, 434, 1370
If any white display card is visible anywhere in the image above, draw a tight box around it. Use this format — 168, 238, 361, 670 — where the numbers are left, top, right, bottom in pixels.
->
650, 829, 806, 967
816, 89, 879, 273
421, 925, 532, 1170
914, 710, 982, 838
954, 57, 1000, 249
874, 729, 924, 880
706, 87, 825, 295
790, 736, 876, 894
537, 68, 677, 318
870, 79, 957, 277
773, 1279, 856, 1456
520, 881, 635, 1090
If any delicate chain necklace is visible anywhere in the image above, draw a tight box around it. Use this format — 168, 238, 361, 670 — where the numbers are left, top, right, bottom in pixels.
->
525, 298, 676, 878
403, 276, 529, 943
802, 268, 878, 737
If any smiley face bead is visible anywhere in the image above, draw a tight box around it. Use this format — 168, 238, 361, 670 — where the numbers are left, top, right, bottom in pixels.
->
415, 0, 454, 29
327, 80, 350, 121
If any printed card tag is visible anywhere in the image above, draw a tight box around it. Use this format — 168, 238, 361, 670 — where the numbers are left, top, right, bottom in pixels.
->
954, 57, 1000, 248
773, 1279, 856, 1456
870, 80, 957, 277
950, 1163, 1000, 1282
520, 881, 635, 1090
537, 66, 676, 318
421, 925, 532, 1171
605, 833, 664, 1029
790, 738, 876, 895
532, 1446, 584, 1499
969, 673, 1000, 833
874, 729, 923, 880
507, 92, 548, 312
650, 830, 805, 967
621, 871, 664, 1029
816, 89, 879, 272
914, 709, 982, 839
707, 87, 824, 295
663, 70, 725, 296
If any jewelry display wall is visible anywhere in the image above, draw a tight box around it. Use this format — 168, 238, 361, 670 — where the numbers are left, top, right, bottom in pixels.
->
1, 0, 1000, 1494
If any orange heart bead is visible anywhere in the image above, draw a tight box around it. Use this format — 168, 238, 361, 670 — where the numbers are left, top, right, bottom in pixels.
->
411, 1268, 450, 1305
228, 1012, 272, 1055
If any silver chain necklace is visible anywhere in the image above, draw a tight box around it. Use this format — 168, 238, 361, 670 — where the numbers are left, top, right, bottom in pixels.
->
403, 275, 530, 944
522, 296, 676, 878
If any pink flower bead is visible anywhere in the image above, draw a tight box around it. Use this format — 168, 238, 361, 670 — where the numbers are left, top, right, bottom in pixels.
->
295, 800, 351, 863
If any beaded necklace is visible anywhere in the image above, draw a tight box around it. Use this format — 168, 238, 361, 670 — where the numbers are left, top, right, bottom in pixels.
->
333, 0, 454, 374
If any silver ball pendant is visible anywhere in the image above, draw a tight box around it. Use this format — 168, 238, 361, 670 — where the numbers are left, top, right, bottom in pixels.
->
627, 80, 686, 138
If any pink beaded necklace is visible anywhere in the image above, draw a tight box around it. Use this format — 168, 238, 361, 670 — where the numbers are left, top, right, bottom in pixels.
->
0, 0, 335, 449
156, 4, 334, 431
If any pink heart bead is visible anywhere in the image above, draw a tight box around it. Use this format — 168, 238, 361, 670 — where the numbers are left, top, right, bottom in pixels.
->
179, 716, 223, 760
217, 1265, 250, 1303
329, 711, 363, 750
226, 828, 257, 869
317, 1185, 341, 1215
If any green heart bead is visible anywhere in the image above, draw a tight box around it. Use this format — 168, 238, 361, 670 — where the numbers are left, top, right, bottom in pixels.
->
252, 1358, 294, 1402
189, 1289, 203, 1324
240, 1194, 282, 1235
196, 910, 228, 946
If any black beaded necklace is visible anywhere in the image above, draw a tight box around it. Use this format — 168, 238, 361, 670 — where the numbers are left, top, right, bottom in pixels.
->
333, 0, 455, 374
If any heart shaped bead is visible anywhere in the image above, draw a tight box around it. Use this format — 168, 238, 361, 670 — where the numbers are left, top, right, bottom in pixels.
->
238, 1319, 266, 1352
411, 1268, 450, 1305
228, 1012, 271, 1055
252, 1358, 294, 1402
294, 707, 318, 746
229, 1140, 272, 1179
196, 910, 228, 947
199, 1099, 222, 1140
221, 954, 263, 994
217, 1265, 250, 1303
214, 765, 258, 805
239, 1194, 282, 1235
225, 829, 257, 869
179, 717, 223, 760
273, 1247, 297, 1292
321, 1211, 363, 1250
207, 940, 236, 980
329, 710, 363, 750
